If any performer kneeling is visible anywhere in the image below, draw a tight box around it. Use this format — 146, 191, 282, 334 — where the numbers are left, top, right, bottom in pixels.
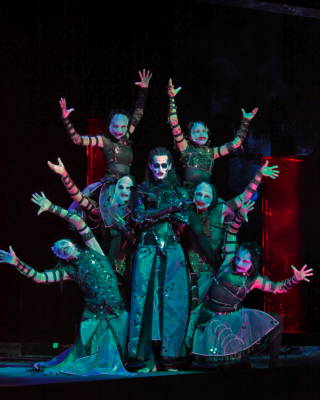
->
189, 208, 314, 368
0, 192, 130, 376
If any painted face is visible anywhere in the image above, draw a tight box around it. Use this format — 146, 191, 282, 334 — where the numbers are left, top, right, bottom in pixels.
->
51, 239, 79, 261
149, 155, 172, 180
193, 182, 214, 211
113, 176, 134, 205
234, 247, 252, 274
108, 114, 129, 140
190, 122, 209, 146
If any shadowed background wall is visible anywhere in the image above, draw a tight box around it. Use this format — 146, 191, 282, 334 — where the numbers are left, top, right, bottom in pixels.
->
1, 0, 319, 342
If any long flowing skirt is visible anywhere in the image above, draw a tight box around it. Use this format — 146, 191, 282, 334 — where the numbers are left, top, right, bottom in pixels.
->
192, 308, 279, 362
35, 310, 131, 376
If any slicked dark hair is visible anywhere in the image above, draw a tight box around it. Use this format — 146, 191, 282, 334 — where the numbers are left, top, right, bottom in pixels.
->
147, 146, 173, 165
145, 147, 180, 185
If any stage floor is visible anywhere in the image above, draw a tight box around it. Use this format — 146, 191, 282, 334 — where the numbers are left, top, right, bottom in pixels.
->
1, 345, 320, 386
1, 345, 320, 400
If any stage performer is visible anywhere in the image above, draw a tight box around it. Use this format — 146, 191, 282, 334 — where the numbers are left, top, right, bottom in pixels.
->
48, 157, 135, 278
167, 79, 258, 189
189, 210, 314, 368
0, 192, 130, 376
128, 147, 191, 373
59, 69, 152, 202
186, 160, 279, 307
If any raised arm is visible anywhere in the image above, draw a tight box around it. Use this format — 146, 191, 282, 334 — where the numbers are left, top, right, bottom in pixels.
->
221, 200, 255, 266
252, 264, 314, 293
31, 192, 104, 256
226, 160, 279, 211
59, 98, 104, 147
0, 246, 70, 283
47, 158, 99, 216
167, 79, 187, 152
213, 108, 258, 160
128, 69, 152, 135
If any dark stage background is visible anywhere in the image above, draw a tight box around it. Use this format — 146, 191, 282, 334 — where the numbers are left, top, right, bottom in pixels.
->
1, 0, 319, 343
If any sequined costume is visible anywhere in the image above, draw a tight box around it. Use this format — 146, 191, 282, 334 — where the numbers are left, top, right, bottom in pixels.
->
128, 179, 190, 368
15, 247, 129, 376
62, 87, 148, 228
168, 95, 250, 188
61, 90, 147, 278
186, 169, 264, 308
179, 140, 247, 187
189, 218, 298, 367
12, 200, 131, 376
63, 87, 148, 181
98, 182, 135, 277
61, 171, 134, 272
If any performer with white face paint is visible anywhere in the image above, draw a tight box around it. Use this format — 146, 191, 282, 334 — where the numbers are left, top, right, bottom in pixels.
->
189, 206, 314, 369
60, 69, 152, 182
56, 70, 152, 233
48, 158, 135, 279
185, 161, 280, 308
0, 193, 130, 376
128, 147, 191, 373
167, 79, 258, 190
193, 182, 214, 211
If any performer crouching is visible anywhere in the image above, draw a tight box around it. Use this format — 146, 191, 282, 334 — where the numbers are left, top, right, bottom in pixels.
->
0, 192, 130, 376
189, 207, 314, 368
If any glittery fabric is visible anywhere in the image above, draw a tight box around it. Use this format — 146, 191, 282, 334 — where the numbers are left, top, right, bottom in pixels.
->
101, 136, 133, 178
191, 264, 279, 361
193, 308, 278, 360
186, 203, 227, 309
128, 181, 190, 366
37, 312, 130, 376
69, 181, 133, 271
35, 249, 129, 376
128, 244, 189, 364
189, 202, 227, 260
180, 143, 215, 185
66, 248, 125, 318
188, 250, 214, 307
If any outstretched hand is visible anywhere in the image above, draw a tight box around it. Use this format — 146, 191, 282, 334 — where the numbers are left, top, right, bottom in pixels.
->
260, 160, 279, 179
241, 107, 258, 120
48, 157, 66, 176
168, 78, 182, 98
134, 69, 153, 88
0, 246, 18, 266
239, 199, 255, 222
59, 98, 75, 119
31, 192, 52, 215
291, 264, 314, 282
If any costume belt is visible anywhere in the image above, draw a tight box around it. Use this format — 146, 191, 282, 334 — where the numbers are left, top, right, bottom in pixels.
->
140, 231, 178, 247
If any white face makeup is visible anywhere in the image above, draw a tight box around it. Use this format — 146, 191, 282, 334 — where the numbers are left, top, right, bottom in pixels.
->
190, 122, 209, 146
149, 155, 172, 180
234, 248, 252, 274
193, 182, 214, 211
113, 176, 134, 205
109, 114, 129, 140
52, 239, 79, 260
